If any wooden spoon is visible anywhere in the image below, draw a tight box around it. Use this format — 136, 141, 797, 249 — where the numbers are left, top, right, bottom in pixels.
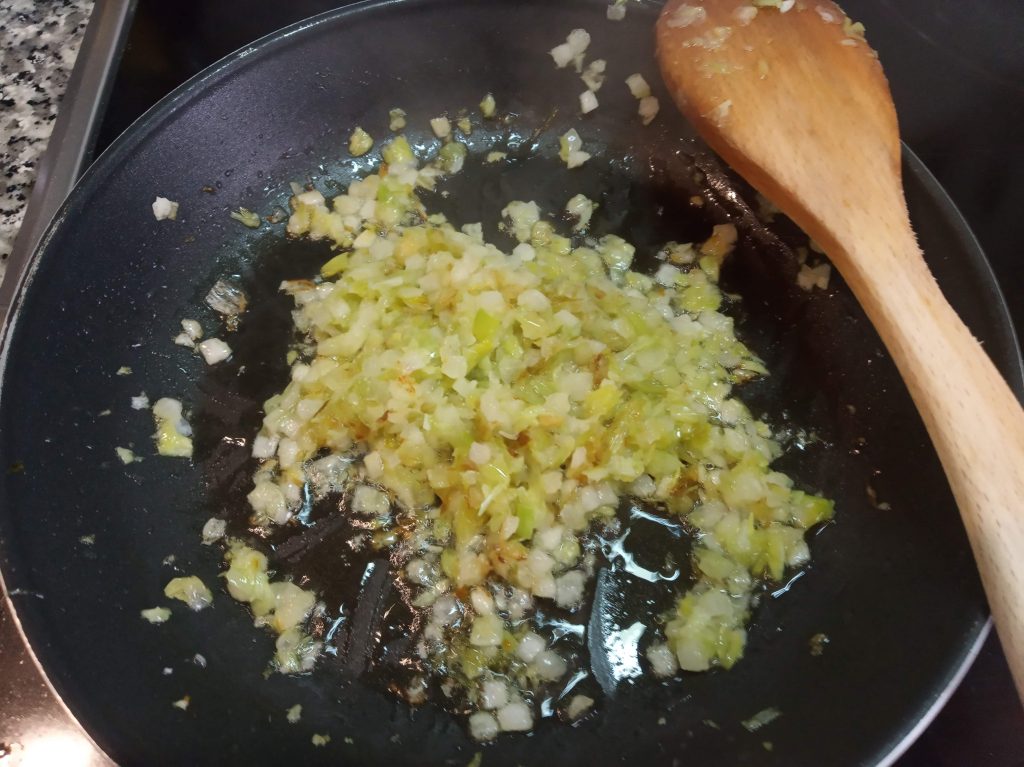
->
656, 0, 1024, 699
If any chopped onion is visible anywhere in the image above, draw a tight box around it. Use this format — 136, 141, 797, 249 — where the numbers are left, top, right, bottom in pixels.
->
164, 576, 213, 611
565, 694, 594, 720
198, 338, 232, 365
581, 59, 606, 91
469, 613, 503, 647
567, 150, 591, 169
230, 207, 260, 228
152, 196, 178, 221
516, 630, 548, 659
180, 319, 203, 340
797, 263, 832, 291
349, 126, 374, 157
479, 679, 509, 710
625, 73, 651, 99
479, 93, 496, 118
565, 194, 596, 232
389, 108, 407, 131
201, 517, 227, 545
496, 702, 533, 732
639, 95, 660, 126
352, 485, 391, 516
666, 4, 706, 28
646, 642, 680, 677
152, 397, 193, 458
733, 5, 759, 25
205, 280, 247, 320
549, 42, 574, 69
469, 711, 500, 741
554, 570, 586, 608
579, 90, 599, 114
430, 116, 451, 139
141, 607, 171, 624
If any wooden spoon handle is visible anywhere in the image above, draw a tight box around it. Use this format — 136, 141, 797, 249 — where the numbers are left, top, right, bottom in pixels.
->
838, 219, 1024, 695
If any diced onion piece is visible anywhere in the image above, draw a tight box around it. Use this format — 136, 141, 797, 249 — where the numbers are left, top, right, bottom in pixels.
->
115, 446, 137, 464
646, 642, 680, 677
567, 150, 591, 169
469, 711, 500, 741
389, 108, 407, 131
205, 280, 247, 319
742, 707, 782, 732
364, 450, 385, 478
707, 99, 733, 128
164, 576, 213, 611
470, 587, 495, 615
152, 397, 193, 458
581, 59, 606, 91
141, 607, 171, 624
554, 570, 586, 608
639, 95, 660, 125
469, 614, 503, 647
502, 200, 540, 243
286, 704, 302, 723
230, 207, 260, 228
479, 678, 509, 710
579, 90, 599, 114
152, 196, 178, 221
349, 126, 374, 157
496, 702, 534, 732
565, 194, 596, 232
607, 2, 626, 21
181, 319, 203, 340
352, 485, 391, 516
201, 517, 227, 545
666, 4, 706, 27
566, 28, 591, 58
558, 128, 583, 162
248, 480, 289, 524
198, 338, 232, 365
131, 393, 150, 410
796, 263, 832, 291
251, 435, 279, 459
479, 93, 496, 118
625, 73, 651, 99
549, 42, 574, 69
734, 5, 759, 25
516, 630, 548, 659
468, 442, 492, 466
565, 694, 594, 720
430, 116, 451, 139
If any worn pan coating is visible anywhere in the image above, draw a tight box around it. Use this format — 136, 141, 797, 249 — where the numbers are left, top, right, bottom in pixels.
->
1, 1, 1020, 765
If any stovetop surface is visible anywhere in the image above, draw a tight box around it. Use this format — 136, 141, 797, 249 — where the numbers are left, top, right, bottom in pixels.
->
4, 1, 1024, 764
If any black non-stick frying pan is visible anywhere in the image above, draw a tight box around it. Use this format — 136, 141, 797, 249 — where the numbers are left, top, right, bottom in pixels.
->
1, 1, 1021, 765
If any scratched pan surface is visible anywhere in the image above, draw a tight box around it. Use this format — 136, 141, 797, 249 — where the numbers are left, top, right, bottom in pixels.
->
1, 1, 1020, 765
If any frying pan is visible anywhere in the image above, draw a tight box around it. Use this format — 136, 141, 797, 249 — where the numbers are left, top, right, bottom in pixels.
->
1, 1, 1020, 765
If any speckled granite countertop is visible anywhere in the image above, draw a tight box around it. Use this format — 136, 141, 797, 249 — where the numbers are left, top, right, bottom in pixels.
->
0, 0, 94, 280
